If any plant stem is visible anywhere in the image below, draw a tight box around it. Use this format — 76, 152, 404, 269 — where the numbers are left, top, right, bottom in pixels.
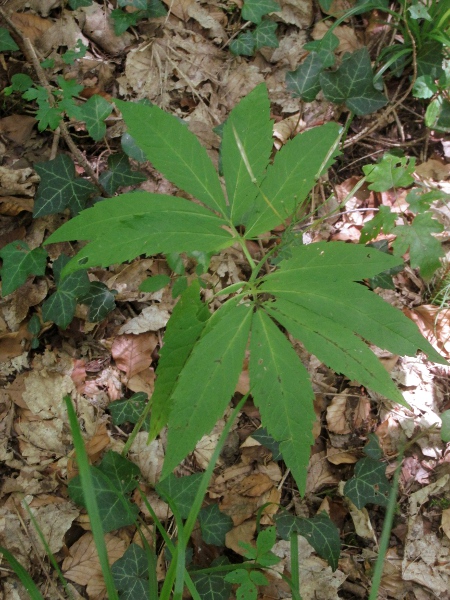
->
290, 532, 302, 600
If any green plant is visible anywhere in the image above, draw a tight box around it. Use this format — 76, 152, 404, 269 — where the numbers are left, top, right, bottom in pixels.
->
43, 83, 445, 496
229, 0, 280, 56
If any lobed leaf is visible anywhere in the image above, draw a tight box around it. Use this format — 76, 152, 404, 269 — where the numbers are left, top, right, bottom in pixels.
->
344, 456, 391, 508
111, 544, 149, 600
296, 513, 341, 571
78, 95, 113, 141
156, 473, 203, 519
286, 52, 324, 102
198, 504, 233, 546
0, 241, 47, 296
115, 100, 227, 215
99, 152, 146, 194
45, 193, 235, 275
249, 309, 316, 495
244, 122, 341, 237
242, 0, 280, 24
162, 302, 253, 478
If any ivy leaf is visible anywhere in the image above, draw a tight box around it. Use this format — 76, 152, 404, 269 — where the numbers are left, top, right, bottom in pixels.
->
320, 48, 388, 115
111, 544, 149, 600
253, 20, 278, 50
192, 571, 232, 600
42, 270, 90, 328
413, 75, 438, 99
118, 0, 147, 8
34, 154, 96, 217
0, 27, 19, 51
230, 31, 256, 56
45, 193, 234, 274
344, 456, 391, 508
304, 33, 339, 68
250, 427, 282, 460
68, 451, 140, 532
359, 205, 397, 244
68, 0, 92, 7
62, 40, 88, 65
363, 153, 415, 191
417, 41, 444, 79
162, 302, 253, 478
99, 153, 146, 194
364, 433, 383, 459
198, 504, 233, 546
149, 282, 210, 441
244, 122, 341, 237
296, 513, 341, 571
79, 281, 117, 322
156, 473, 203, 518
109, 392, 148, 427
115, 100, 227, 215
0, 241, 47, 296
78, 95, 113, 141
222, 83, 273, 226
408, 2, 432, 20
242, 0, 280, 24
249, 309, 316, 495
286, 52, 324, 102
392, 212, 444, 279
110, 9, 141, 35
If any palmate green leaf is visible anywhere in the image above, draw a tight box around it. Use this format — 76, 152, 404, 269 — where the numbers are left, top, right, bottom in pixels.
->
244, 122, 341, 238
249, 310, 316, 495
242, 0, 280, 24
362, 153, 415, 191
34, 154, 96, 217
111, 544, 149, 600
0, 27, 19, 51
198, 504, 233, 546
222, 83, 273, 226
320, 48, 387, 116
78, 95, 113, 141
359, 205, 396, 244
156, 473, 203, 518
0, 241, 47, 296
267, 298, 406, 405
286, 52, 324, 102
260, 242, 446, 365
392, 212, 444, 279
68, 451, 140, 532
225, 569, 267, 600
162, 302, 253, 478
99, 152, 146, 194
115, 100, 227, 215
45, 193, 234, 275
148, 282, 210, 441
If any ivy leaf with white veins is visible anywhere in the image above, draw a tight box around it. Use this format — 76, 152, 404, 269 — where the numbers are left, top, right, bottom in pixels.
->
392, 212, 444, 279
78, 94, 113, 141
109, 393, 148, 428
254, 20, 279, 50
111, 543, 149, 600
229, 31, 256, 56
344, 456, 391, 508
156, 473, 203, 519
286, 52, 324, 102
198, 504, 233, 546
79, 281, 117, 322
242, 0, 280, 24
99, 153, 146, 195
320, 48, 388, 115
34, 154, 96, 217
42, 269, 90, 329
0, 241, 47, 296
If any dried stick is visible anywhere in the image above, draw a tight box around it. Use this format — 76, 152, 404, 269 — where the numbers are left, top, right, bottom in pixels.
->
0, 7, 110, 198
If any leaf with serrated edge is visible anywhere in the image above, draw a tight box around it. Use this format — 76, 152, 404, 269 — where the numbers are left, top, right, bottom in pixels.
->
267, 299, 406, 405
115, 100, 227, 216
296, 513, 341, 571
260, 242, 446, 364
162, 302, 253, 478
222, 83, 273, 226
244, 122, 341, 237
34, 154, 96, 217
0, 241, 47, 296
149, 282, 210, 441
249, 309, 315, 495
45, 193, 234, 275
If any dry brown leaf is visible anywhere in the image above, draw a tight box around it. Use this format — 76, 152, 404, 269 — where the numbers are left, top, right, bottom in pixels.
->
404, 305, 450, 357
129, 433, 164, 485
306, 451, 340, 494
126, 367, 156, 396
276, 0, 313, 28
63, 532, 127, 599
234, 473, 274, 497
0, 321, 33, 361
27, 502, 79, 554
327, 447, 358, 465
81, 3, 133, 55
0, 115, 37, 145
326, 394, 351, 434
10, 12, 52, 43
442, 508, 450, 540
119, 305, 170, 334
415, 158, 450, 181
220, 490, 258, 526
0, 166, 39, 197
0, 196, 34, 216
313, 22, 362, 53
225, 520, 256, 555
112, 332, 157, 378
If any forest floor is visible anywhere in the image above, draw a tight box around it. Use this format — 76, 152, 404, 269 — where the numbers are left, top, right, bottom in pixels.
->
1, 1, 450, 599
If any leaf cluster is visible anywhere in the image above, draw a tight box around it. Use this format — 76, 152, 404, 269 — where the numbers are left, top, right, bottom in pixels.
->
230, 0, 280, 56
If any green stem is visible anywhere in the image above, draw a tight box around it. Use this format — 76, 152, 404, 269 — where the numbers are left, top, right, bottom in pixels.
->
290, 532, 302, 600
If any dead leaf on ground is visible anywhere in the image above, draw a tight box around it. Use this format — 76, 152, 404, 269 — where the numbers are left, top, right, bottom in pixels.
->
9, 12, 53, 43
